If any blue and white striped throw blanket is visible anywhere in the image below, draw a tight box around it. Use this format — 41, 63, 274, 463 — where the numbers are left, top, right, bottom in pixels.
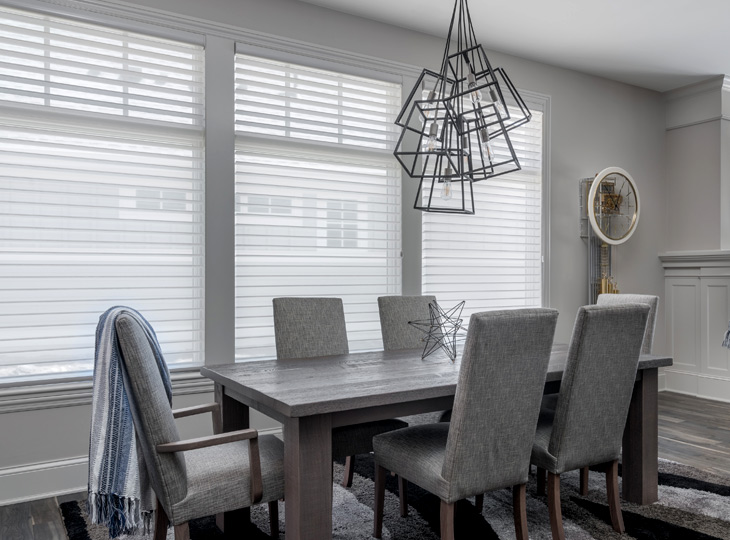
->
88, 306, 172, 538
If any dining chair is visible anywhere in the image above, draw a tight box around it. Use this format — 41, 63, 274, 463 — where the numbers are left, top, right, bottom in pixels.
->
373, 308, 559, 540
115, 314, 284, 540
573, 293, 659, 495
272, 297, 408, 489
377, 295, 447, 426
532, 304, 649, 540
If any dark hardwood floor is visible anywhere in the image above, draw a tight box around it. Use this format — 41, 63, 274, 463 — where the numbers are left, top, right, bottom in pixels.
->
658, 391, 730, 477
1, 391, 729, 540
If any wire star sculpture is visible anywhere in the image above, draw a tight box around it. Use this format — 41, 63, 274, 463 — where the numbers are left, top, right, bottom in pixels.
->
408, 301, 466, 362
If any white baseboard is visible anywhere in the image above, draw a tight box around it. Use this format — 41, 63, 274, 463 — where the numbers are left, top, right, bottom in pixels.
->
0, 427, 283, 506
658, 370, 667, 391
0, 456, 87, 506
663, 369, 730, 403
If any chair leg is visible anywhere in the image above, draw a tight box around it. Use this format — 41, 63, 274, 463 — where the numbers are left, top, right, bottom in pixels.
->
440, 500, 456, 540
373, 463, 387, 539
474, 493, 484, 513
606, 459, 625, 533
513, 484, 528, 540
268, 500, 279, 538
173, 522, 190, 540
579, 466, 589, 496
547, 472, 565, 540
342, 455, 355, 487
154, 499, 169, 540
398, 475, 408, 517
536, 466, 547, 496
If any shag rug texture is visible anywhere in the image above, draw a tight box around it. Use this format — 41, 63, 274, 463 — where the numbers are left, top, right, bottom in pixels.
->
61, 456, 730, 539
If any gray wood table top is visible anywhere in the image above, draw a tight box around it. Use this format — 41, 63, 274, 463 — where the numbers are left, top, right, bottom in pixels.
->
200, 344, 672, 419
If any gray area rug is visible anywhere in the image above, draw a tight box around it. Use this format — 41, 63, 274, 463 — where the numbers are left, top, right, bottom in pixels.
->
62, 457, 730, 539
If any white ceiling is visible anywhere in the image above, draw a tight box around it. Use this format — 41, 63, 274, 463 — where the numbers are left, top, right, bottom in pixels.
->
297, 0, 730, 92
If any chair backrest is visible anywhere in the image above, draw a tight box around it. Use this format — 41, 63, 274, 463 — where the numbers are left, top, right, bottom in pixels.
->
597, 293, 658, 354
378, 295, 436, 351
115, 314, 188, 511
441, 308, 558, 499
548, 304, 649, 473
272, 297, 349, 359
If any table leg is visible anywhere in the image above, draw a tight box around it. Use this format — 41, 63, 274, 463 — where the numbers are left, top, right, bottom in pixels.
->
284, 414, 333, 540
622, 368, 659, 504
214, 383, 251, 532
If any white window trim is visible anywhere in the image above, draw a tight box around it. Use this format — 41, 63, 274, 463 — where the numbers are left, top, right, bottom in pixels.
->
0, 0, 423, 402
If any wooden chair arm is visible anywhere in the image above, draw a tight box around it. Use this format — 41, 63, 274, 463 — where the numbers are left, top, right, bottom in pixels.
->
156, 428, 258, 453
171, 402, 220, 419
156, 429, 264, 504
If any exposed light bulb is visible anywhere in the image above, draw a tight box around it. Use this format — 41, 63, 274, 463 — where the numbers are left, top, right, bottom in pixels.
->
479, 129, 494, 164
423, 121, 439, 152
490, 87, 505, 116
462, 134, 471, 174
441, 167, 453, 201
421, 84, 437, 122
467, 73, 482, 105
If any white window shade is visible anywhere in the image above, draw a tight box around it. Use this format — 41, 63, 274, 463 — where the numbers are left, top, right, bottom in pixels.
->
423, 106, 544, 321
0, 6, 204, 382
235, 54, 401, 360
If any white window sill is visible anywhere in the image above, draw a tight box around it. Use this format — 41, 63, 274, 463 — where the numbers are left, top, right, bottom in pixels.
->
0, 368, 212, 414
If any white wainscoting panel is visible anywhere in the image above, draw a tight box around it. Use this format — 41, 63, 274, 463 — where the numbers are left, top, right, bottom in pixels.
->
660, 251, 730, 402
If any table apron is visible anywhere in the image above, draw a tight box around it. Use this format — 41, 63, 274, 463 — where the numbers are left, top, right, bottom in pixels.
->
331, 395, 455, 428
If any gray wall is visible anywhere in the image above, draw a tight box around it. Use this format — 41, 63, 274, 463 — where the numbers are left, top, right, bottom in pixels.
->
0, 0, 669, 504
665, 121, 721, 251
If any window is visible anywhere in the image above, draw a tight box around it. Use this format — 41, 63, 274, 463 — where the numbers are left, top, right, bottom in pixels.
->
0, 6, 205, 381
234, 54, 401, 360
422, 101, 545, 320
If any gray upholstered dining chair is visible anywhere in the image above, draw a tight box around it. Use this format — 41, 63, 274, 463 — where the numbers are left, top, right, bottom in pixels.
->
377, 295, 446, 426
532, 304, 649, 540
575, 293, 659, 495
373, 308, 559, 540
116, 314, 284, 540
272, 297, 408, 489
597, 293, 658, 354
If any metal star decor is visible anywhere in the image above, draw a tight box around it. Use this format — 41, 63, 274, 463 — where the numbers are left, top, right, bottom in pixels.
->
408, 301, 466, 362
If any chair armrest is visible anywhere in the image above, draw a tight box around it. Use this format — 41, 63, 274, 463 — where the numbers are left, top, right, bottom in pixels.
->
172, 402, 220, 419
156, 429, 264, 504
156, 428, 258, 453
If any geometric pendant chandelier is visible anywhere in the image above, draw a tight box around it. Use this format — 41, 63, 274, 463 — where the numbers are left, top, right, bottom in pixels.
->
394, 0, 532, 214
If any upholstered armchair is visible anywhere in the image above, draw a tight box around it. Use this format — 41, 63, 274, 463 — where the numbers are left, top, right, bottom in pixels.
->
116, 314, 284, 540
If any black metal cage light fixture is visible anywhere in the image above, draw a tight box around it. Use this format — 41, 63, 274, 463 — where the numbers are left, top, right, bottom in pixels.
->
395, 0, 532, 214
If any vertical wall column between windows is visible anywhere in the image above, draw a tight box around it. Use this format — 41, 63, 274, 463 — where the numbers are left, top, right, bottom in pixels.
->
205, 36, 236, 366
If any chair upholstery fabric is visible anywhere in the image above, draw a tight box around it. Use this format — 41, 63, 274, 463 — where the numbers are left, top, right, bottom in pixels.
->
116, 314, 285, 525
116, 315, 187, 514
378, 295, 436, 351
171, 435, 284, 523
377, 295, 444, 426
272, 297, 407, 458
374, 308, 559, 503
531, 304, 650, 474
273, 297, 349, 360
597, 293, 658, 354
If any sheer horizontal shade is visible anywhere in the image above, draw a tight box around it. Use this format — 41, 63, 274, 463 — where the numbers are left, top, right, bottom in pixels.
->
423, 107, 544, 320
234, 54, 401, 360
0, 7, 205, 381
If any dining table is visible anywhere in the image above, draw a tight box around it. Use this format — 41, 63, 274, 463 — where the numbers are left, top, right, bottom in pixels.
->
200, 343, 673, 540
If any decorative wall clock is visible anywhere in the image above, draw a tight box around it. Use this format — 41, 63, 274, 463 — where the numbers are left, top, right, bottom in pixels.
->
587, 166, 640, 245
